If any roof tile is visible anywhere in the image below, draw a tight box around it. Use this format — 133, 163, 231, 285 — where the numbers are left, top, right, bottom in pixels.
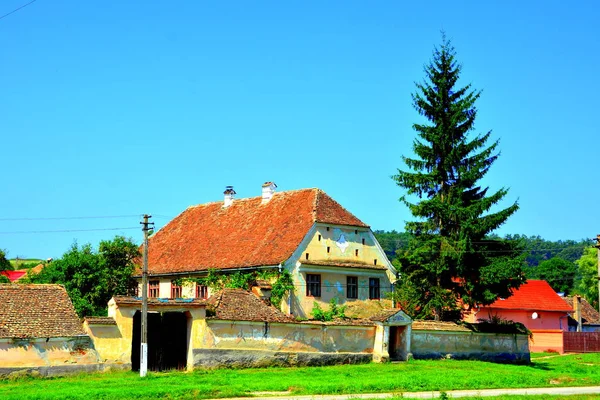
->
0, 284, 86, 339
487, 280, 573, 312
206, 289, 294, 323
145, 188, 367, 275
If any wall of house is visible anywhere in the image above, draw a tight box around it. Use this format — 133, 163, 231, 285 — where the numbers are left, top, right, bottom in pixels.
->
136, 280, 210, 299
410, 329, 530, 363
470, 308, 569, 331
468, 308, 568, 353
284, 224, 395, 318
0, 336, 120, 377
192, 320, 377, 368
303, 225, 389, 271
289, 268, 392, 318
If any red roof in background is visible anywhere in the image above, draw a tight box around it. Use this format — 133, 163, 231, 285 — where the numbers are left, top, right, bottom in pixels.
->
487, 280, 573, 312
0, 270, 26, 282
1, 264, 44, 282
146, 188, 368, 275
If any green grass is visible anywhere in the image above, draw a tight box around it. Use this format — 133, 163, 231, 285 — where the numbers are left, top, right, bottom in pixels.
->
1, 353, 600, 400
8, 258, 43, 268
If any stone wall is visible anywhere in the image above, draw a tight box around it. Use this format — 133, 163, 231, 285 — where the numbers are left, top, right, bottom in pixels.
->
410, 329, 530, 363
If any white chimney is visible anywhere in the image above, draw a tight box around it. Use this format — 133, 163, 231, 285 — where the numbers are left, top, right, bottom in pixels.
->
223, 186, 236, 208
261, 182, 277, 203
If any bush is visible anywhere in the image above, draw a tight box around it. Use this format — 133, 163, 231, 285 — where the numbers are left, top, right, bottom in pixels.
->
311, 298, 347, 321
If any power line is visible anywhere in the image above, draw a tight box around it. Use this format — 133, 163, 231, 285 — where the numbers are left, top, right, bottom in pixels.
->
0, 0, 37, 21
0, 214, 142, 221
0, 227, 139, 234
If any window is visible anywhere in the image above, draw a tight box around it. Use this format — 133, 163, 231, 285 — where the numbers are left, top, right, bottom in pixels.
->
306, 274, 321, 297
362, 238, 365, 245
347, 276, 358, 299
149, 280, 160, 298
171, 281, 182, 298
369, 278, 380, 300
355, 249, 359, 257
327, 246, 330, 253
196, 284, 208, 300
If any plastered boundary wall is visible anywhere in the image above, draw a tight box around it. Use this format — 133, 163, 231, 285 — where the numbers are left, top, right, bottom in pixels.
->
0, 336, 129, 378
193, 320, 377, 368
411, 329, 530, 363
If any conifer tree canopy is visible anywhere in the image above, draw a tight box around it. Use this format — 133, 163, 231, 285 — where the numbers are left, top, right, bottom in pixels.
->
393, 35, 524, 320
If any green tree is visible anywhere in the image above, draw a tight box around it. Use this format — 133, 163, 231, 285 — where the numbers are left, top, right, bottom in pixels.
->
528, 257, 576, 294
574, 247, 598, 309
29, 236, 139, 317
0, 249, 13, 271
392, 35, 524, 320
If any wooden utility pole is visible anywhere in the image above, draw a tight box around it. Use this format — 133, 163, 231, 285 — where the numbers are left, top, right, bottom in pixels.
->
140, 214, 153, 377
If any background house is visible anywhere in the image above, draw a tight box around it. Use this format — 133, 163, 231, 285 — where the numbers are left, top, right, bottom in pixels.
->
0, 284, 106, 376
138, 183, 397, 318
464, 280, 573, 353
564, 296, 600, 332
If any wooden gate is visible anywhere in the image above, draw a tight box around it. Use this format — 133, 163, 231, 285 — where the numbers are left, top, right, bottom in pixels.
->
563, 332, 600, 353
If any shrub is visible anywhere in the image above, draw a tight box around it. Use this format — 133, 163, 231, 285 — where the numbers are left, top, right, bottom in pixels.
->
311, 298, 347, 321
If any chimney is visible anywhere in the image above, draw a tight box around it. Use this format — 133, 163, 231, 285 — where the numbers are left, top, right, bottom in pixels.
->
575, 295, 582, 332
223, 186, 236, 208
261, 182, 277, 203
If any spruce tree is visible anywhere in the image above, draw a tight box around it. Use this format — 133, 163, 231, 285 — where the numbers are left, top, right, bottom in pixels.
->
393, 35, 524, 320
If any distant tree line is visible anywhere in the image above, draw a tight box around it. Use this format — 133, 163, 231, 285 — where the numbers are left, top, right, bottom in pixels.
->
374, 230, 597, 308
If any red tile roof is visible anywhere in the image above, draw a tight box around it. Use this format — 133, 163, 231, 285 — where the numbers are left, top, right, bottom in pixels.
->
206, 289, 294, 323
486, 280, 573, 312
145, 188, 368, 275
0, 284, 86, 339
0, 270, 26, 282
1, 264, 45, 282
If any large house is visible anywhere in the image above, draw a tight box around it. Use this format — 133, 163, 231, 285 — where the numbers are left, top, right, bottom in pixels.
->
138, 183, 397, 318
463, 280, 573, 353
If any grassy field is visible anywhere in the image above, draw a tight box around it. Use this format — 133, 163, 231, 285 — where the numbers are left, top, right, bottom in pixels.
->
1, 353, 600, 400
8, 258, 43, 268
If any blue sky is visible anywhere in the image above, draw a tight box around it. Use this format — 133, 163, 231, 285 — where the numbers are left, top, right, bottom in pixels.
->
1, 1, 598, 259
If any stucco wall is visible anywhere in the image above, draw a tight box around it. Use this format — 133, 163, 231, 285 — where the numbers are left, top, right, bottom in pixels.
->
0, 336, 122, 377
411, 329, 530, 363
193, 319, 377, 368
303, 226, 388, 271
467, 308, 568, 353
290, 269, 392, 318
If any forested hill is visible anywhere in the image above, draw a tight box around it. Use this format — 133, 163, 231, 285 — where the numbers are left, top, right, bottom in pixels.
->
374, 230, 596, 305
373, 230, 590, 267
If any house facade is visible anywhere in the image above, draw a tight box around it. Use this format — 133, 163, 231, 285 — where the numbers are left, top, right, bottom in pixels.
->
463, 280, 573, 353
137, 183, 397, 318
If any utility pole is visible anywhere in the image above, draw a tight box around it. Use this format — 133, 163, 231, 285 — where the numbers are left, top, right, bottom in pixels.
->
140, 214, 154, 378
595, 234, 600, 315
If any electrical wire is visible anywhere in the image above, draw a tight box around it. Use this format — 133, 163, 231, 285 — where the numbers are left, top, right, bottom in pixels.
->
0, 0, 37, 21
0, 227, 140, 234
0, 214, 142, 221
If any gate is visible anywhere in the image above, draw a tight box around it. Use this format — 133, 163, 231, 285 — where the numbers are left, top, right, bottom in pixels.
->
563, 332, 600, 353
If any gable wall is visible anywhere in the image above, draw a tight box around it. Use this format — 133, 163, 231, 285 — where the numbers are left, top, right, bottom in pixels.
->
284, 224, 395, 318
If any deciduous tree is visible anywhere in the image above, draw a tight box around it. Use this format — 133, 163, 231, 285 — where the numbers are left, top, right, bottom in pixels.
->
28, 236, 139, 317
575, 247, 598, 309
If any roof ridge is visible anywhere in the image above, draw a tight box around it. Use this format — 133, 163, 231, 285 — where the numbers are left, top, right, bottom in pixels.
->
188, 187, 320, 208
